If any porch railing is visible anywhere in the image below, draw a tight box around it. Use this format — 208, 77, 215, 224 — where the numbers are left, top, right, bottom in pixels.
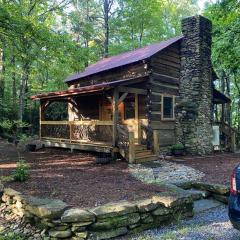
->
40, 120, 113, 144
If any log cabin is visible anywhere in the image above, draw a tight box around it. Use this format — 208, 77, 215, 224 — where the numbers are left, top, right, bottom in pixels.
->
31, 15, 235, 163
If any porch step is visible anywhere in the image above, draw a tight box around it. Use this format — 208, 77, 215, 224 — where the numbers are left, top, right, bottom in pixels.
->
134, 144, 147, 151
135, 150, 153, 157
135, 155, 159, 163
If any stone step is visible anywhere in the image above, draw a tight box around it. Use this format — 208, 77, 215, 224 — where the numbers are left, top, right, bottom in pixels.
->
194, 199, 223, 214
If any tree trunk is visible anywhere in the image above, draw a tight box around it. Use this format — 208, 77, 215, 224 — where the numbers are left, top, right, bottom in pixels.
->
11, 56, 17, 106
18, 62, 30, 122
103, 0, 112, 57
0, 42, 6, 99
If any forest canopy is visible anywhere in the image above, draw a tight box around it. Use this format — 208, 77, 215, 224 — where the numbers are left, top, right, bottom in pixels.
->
0, 0, 239, 140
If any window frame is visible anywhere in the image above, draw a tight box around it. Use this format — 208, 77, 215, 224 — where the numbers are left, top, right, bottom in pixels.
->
161, 94, 175, 121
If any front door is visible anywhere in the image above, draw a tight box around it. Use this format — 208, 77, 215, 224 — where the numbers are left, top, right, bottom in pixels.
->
119, 93, 140, 141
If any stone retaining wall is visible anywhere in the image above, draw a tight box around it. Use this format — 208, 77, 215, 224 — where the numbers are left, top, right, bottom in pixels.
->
176, 181, 230, 204
0, 185, 193, 239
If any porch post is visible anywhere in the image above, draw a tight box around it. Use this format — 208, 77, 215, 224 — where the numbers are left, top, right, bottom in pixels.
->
112, 88, 119, 148
39, 100, 44, 138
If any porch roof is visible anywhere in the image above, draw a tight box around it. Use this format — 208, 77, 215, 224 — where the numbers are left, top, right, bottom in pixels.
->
30, 75, 147, 100
213, 89, 231, 104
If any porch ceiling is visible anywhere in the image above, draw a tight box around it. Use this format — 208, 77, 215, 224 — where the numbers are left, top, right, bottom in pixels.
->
30, 75, 148, 101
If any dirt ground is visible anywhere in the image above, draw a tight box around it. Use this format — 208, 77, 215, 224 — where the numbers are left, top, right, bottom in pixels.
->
172, 153, 240, 185
0, 139, 166, 208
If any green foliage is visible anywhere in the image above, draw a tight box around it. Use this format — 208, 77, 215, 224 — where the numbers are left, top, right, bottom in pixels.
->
12, 159, 30, 182
0, 120, 30, 139
0, 232, 25, 240
204, 0, 240, 143
0, 0, 199, 136
171, 143, 185, 151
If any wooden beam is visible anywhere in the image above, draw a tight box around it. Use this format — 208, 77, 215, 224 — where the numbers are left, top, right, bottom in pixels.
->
112, 88, 119, 147
118, 92, 128, 105
128, 131, 135, 163
105, 92, 113, 104
153, 130, 159, 154
118, 86, 147, 95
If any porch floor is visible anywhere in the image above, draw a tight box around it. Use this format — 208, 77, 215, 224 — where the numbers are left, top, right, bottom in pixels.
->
42, 139, 113, 153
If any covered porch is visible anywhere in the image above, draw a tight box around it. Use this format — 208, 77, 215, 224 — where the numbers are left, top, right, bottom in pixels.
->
213, 89, 235, 151
31, 78, 154, 162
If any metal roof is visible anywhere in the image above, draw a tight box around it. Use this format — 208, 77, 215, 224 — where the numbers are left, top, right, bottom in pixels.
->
65, 36, 183, 83
30, 75, 148, 100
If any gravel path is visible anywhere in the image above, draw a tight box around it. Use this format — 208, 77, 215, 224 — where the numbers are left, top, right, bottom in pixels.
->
124, 205, 240, 240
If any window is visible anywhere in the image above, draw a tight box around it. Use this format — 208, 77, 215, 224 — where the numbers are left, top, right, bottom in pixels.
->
162, 96, 175, 120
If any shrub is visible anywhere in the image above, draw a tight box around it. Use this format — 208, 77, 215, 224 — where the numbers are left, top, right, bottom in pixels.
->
0, 232, 25, 240
171, 143, 185, 151
12, 159, 30, 182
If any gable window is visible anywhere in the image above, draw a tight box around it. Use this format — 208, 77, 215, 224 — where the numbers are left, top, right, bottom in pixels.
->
162, 95, 175, 120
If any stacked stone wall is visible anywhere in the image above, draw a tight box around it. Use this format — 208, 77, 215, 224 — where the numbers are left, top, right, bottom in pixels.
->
176, 15, 213, 155
0, 185, 193, 239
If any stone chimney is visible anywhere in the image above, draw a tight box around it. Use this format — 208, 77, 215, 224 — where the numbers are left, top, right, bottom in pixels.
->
176, 15, 213, 155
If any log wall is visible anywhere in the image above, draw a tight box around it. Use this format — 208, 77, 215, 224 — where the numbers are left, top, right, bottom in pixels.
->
148, 42, 181, 148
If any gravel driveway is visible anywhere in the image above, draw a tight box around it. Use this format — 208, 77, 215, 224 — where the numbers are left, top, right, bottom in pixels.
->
124, 205, 240, 240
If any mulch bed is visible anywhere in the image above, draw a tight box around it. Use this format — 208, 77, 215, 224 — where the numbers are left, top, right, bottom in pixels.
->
171, 153, 240, 185
0, 140, 166, 208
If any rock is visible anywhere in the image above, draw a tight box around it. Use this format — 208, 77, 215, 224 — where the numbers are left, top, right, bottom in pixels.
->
52, 225, 69, 231
90, 227, 128, 240
25, 196, 68, 219
135, 199, 158, 213
212, 194, 228, 204
75, 231, 88, 239
152, 192, 192, 208
90, 201, 137, 219
128, 222, 157, 234
185, 189, 210, 201
0, 182, 4, 195
192, 182, 230, 196
152, 206, 172, 216
174, 181, 193, 189
61, 208, 95, 223
140, 213, 154, 224
71, 222, 93, 232
48, 229, 72, 238
2, 188, 22, 204
89, 213, 140, 230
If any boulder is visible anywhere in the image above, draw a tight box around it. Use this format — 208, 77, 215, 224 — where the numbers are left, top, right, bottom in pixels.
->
61, 208, 95, 223
25, 196, 68, 219
90, 227, 128, 240
89, 213, 140, 230
90, 201, 137, 219
48, 229, 72, 238
192, 182, 229, 195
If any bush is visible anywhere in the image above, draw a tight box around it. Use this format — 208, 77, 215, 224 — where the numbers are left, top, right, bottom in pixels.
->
171, 143, 185, 151
0, 232, 25, 240
12, 159, 30, 182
